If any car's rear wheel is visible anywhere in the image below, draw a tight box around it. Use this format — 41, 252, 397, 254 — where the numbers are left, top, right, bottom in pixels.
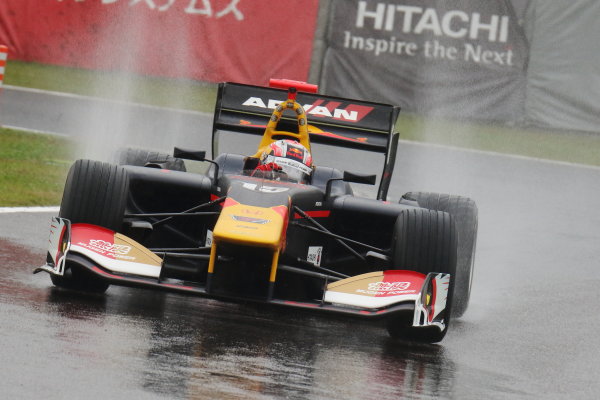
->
403, 192, 478, 318
51, 159, 129, 293
386, 208, 457, 343
116, 147, 186, 171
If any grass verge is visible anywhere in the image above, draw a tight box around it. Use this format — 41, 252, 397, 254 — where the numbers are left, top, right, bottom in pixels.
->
0, 128, 73, 206
5, 60, 218, 112
398, 114, 600, 167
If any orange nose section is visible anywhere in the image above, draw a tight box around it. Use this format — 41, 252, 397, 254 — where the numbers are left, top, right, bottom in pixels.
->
212, 203, 288, 250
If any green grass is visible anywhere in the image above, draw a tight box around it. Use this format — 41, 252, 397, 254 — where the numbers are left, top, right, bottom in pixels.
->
397, 114, 600, 166
0, 128, 73, 206
1, 60, 598, 206
5, 60, 218, 112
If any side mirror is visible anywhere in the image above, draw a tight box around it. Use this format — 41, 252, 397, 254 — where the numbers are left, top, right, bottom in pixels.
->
173, 147, 219, 183
342, 171, 377, 185
325, 171, 377, 200
173, 147, 206, 162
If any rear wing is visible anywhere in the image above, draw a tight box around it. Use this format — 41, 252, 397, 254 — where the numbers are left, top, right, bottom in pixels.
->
211, 82, 401, 200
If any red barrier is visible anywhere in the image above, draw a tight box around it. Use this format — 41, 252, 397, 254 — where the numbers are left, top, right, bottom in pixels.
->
0, 1, 319, 84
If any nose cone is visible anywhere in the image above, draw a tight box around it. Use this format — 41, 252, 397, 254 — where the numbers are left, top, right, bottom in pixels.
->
213, 202, 288, 249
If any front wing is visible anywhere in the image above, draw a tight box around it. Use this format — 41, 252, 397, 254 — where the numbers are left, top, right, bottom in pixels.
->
35, 218, 450, 331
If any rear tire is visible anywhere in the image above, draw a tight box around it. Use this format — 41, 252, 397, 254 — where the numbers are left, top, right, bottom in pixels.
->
53, 159, 130, 293
116, 147, 186, 171
387, 208, 457, 343
403, 192, 478, 317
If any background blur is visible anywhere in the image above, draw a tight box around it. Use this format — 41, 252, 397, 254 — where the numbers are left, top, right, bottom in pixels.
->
2, 3, 600, 399
1, 0, 598, 133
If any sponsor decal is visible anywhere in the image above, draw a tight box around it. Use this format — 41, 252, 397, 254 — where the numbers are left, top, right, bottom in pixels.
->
355, 2, 510, 43
354, 280, 416, 296
233, 225, 258, 230
88, 239, 132, 255
368, 281, 411, 291
355, 288, 416, 296
78, 239, 135, 261
259, 186, 292, 193
65, 224, 163, 278
263, 156, 313, 176
324, 270, 426, 308
205, 230, 213, 247
242, 97, 374, 122
50, 0, 246, 20
231, 215, 270, 224
286, 147, 305, 161
240, 208, 264, 216
339, 1, 522, 68
242, 182, 290, 193
307, 246, 323, 266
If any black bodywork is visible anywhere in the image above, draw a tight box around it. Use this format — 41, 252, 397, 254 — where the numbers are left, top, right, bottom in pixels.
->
115, 81, 413, 301
119, 162, 416, 302
36, 81, 471, 344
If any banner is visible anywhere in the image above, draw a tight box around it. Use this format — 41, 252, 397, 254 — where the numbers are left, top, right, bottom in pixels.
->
321, 0, 529, 122
0, 0, 319, 84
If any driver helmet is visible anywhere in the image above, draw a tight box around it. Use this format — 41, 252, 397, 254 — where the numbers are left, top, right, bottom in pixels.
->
259, 139, 313, 183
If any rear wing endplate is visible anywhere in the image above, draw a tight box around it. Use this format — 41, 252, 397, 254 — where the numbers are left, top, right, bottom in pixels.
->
211, 82, 401, 200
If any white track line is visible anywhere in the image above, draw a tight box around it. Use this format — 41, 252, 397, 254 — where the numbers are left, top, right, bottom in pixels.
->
1, 124, 70, 137
2, 84, 211, 116
0, 206, 59, 214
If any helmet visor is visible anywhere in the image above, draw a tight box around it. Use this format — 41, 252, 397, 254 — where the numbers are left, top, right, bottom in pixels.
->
264, 155, 312, 183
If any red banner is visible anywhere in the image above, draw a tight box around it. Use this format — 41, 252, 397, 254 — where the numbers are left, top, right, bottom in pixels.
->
0, 0, 319, 84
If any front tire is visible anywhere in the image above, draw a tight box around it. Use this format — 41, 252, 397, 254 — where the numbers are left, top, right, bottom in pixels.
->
403, 192, 478, 318
387, 208, 457, 343
53, 159, 130, 293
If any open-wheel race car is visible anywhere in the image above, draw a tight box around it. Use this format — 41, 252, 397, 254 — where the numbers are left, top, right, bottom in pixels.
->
35, 79, 478, 343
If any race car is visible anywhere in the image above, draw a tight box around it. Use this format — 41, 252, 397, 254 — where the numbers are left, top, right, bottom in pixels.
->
35, 79, 478, 343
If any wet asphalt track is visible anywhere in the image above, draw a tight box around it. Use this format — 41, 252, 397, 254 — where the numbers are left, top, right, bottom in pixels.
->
2, 88, 600, 399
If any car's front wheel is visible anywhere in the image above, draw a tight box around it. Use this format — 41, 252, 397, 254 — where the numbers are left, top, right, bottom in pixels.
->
387, 208, 457, 343
51, 159, 130, 293
403, 192, 478, 318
